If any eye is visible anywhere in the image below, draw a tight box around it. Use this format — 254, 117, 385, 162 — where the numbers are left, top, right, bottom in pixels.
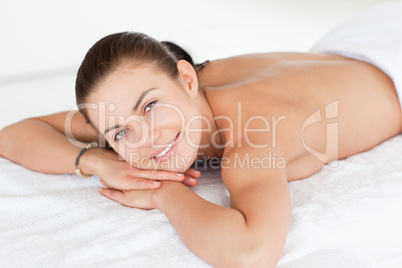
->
113, 129, 128, 142
144, 100, 157, 113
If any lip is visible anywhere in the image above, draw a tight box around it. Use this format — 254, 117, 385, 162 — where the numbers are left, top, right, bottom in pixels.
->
151, 133, 180, 160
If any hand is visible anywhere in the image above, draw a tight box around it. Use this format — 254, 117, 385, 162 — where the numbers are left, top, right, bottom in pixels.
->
99, 180, 183, 210
79, 148, 201, 190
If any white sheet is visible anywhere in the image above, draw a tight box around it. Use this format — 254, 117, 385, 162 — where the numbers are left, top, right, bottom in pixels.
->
1, 133, 402, 267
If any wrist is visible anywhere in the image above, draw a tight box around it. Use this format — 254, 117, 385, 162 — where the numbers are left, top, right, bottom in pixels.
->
77, 147, 104, 176
153, 181, 187, 210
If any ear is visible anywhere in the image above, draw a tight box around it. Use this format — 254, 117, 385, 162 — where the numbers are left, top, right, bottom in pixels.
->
176, 60, 199, 99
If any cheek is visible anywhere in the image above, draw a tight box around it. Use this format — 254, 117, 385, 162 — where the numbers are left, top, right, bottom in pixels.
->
113, 141, 139, 163
183, 106, 204, 147
126, 150, 149, 169
184, 121, 203, 150
152, 105, 186, 129
116, 146, 154, 169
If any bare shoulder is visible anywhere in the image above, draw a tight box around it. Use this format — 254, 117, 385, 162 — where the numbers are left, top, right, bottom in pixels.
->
197, 52, 347, 88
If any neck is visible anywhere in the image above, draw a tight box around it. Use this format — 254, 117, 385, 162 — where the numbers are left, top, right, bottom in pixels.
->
194, 89, 225, 160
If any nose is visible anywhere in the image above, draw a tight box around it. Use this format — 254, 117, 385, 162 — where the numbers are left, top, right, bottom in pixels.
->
149, 127, 162, 146
119, 116, 150, 146
127, 122, 162, 148
138, 126, 163, 159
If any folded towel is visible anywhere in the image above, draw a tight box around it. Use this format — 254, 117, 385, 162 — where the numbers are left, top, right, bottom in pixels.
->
310, 1, 402, 108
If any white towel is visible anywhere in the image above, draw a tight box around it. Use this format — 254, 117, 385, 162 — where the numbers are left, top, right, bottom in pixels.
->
1, 134, 402, 267
2, 3, 402, 266
278, 134, 402, 267
310, 1, 402, 108
278, 249, 371, 268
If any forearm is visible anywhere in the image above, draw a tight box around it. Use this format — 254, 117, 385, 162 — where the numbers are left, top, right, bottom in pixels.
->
154, 182, 262, 267
0, 119, 91, 174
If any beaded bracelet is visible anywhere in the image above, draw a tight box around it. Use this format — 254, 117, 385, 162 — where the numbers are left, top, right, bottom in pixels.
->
75, 142, 98, 178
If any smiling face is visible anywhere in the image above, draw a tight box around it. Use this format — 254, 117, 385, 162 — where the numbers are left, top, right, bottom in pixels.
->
86, 60, 203, 172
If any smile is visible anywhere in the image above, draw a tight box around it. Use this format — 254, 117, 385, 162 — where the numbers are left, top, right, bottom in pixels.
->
152, 133, 180, 159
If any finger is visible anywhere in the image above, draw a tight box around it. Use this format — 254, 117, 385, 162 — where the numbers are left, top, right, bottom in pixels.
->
128, 168, 186, 182
102, 174, 160, 191
99, 188, 126, 203
100, 179, 116, 189
182, 175, 198, 187
184, 168, 201, 178
128, 178, 161, 190
114, 177, 161, 190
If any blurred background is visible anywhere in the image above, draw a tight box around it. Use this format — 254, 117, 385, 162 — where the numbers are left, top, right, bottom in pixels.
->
0, 0, 390, 129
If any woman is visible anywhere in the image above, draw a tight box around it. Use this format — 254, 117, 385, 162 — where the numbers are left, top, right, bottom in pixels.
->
1, 2, 401, 267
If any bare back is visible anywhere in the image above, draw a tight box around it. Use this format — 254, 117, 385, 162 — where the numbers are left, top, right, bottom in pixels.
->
198, 52, 402, 181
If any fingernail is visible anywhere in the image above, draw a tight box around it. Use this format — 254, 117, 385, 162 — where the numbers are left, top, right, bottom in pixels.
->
189, 178, 197, 183
177, 173, 184, 177
99, 188, 103, 192
194, 170, 201, 175
153, 181, 161, 186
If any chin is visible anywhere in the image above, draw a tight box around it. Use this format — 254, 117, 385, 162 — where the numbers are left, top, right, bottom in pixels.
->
148, 137, 198, 172
126, 132, 199, 172
127, 151, 195, 173
152, 153, 196, 172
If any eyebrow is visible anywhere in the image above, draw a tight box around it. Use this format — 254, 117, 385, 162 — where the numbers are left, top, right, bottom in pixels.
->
133, 87, 158, 112
103, 87, 158, 136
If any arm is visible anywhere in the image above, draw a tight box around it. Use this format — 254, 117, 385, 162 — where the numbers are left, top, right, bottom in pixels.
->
0, 111, 99, 174
0, 111, 199, 188
100, 147, 291, 267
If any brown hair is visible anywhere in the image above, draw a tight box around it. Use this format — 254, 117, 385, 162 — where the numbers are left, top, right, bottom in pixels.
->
75, 31, 208, 124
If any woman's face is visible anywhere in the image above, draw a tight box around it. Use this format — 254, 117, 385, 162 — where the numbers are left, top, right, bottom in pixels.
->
86, 61, 203, 172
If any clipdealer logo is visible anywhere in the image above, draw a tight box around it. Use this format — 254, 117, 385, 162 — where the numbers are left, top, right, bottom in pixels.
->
302, 100, 339, 167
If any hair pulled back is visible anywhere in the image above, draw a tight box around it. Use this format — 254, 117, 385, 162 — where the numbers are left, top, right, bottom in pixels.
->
75, 32, 207, 123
